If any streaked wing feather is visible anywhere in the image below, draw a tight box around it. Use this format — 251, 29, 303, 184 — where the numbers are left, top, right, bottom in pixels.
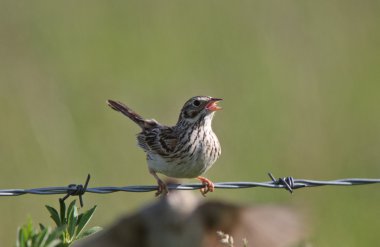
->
138, 127, 178, 155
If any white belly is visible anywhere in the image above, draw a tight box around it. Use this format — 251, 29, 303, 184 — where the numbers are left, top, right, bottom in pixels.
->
147, 134, 220, 178
147, 153, 208, 178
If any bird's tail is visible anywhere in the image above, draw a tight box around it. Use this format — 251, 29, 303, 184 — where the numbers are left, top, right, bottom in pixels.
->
107, 100, 147, 129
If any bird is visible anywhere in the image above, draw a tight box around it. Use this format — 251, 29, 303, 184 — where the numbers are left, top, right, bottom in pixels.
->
107, 96, 222, 196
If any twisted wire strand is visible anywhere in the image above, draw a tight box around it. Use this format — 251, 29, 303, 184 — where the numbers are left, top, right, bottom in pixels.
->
1, 176, 379, 196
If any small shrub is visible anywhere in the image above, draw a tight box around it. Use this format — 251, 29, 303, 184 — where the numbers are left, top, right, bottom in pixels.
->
16, 200, 101, 247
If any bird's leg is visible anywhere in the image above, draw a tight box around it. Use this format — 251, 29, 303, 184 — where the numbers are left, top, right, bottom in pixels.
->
149, 168, 168, 197
197, 176, 215, 196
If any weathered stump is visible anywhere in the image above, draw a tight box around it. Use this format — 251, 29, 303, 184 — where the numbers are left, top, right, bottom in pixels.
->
73, 191, 306, 247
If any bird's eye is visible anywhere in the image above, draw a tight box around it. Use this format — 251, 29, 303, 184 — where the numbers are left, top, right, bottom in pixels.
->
193, 100, 201, 107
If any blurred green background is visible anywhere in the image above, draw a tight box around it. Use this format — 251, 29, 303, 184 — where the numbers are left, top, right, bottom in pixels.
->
1, 1, 379, 246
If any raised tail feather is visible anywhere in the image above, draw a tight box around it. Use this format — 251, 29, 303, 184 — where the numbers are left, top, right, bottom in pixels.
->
107, 100, 147, 128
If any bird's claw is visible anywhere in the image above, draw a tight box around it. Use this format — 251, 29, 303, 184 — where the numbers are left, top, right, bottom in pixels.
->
155, 180, 169, 197
197, 176, 215, 197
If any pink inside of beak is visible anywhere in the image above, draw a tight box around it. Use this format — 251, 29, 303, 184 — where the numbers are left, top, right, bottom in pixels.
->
206, 100, 222, 111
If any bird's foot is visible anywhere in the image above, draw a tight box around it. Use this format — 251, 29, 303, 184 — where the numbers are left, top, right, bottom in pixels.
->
155, 179, 169, 197
149, 168, 169, 197
197, 176, 215, 197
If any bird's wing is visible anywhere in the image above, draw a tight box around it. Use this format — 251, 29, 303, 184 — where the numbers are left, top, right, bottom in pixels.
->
138, 127, 178, 155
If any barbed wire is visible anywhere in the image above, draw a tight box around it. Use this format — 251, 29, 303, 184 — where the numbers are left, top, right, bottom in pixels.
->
1, 173, 379, 206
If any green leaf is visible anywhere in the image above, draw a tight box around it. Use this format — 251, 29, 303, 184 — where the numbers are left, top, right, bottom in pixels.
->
75, 205, 97, 238
46, 206, 61, 227
77, 213, 83, 226
67, 204, 78, 242
66, 200, 76, 221
39, 223, 46, 231
35, 228, 48, 247
16, 227, 23, 247
45, 225, 65, 246
77, 226, 102, 240
18, 219, 33, 247
44, 239, 61, 247
25, 218, 33, 239
45, 239, 61, 247
59, 199, 66, 225
18, 231, 25, 247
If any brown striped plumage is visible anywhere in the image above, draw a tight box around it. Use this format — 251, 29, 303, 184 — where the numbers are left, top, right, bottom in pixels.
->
107, 96, 222, 196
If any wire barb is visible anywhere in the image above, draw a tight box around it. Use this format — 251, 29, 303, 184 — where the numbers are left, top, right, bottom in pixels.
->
59, 174, 90, 207
268, 173, 295, 193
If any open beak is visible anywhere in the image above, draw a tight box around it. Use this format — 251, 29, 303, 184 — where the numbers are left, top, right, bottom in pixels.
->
206, 98, 223, 111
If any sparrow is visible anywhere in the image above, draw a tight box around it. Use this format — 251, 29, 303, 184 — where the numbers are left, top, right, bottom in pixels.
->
107, 96, 222, 196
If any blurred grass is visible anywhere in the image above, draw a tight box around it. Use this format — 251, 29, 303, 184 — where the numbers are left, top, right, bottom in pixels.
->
0, 1, 380, 246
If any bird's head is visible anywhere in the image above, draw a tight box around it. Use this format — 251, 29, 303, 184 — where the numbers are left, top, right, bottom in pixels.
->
177, 96, 223, 126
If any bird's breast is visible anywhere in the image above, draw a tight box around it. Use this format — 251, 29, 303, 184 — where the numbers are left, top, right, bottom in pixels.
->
147, 128, 221, 178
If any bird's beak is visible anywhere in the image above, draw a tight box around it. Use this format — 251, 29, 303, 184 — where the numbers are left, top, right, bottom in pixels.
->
206, 98, 223, 111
